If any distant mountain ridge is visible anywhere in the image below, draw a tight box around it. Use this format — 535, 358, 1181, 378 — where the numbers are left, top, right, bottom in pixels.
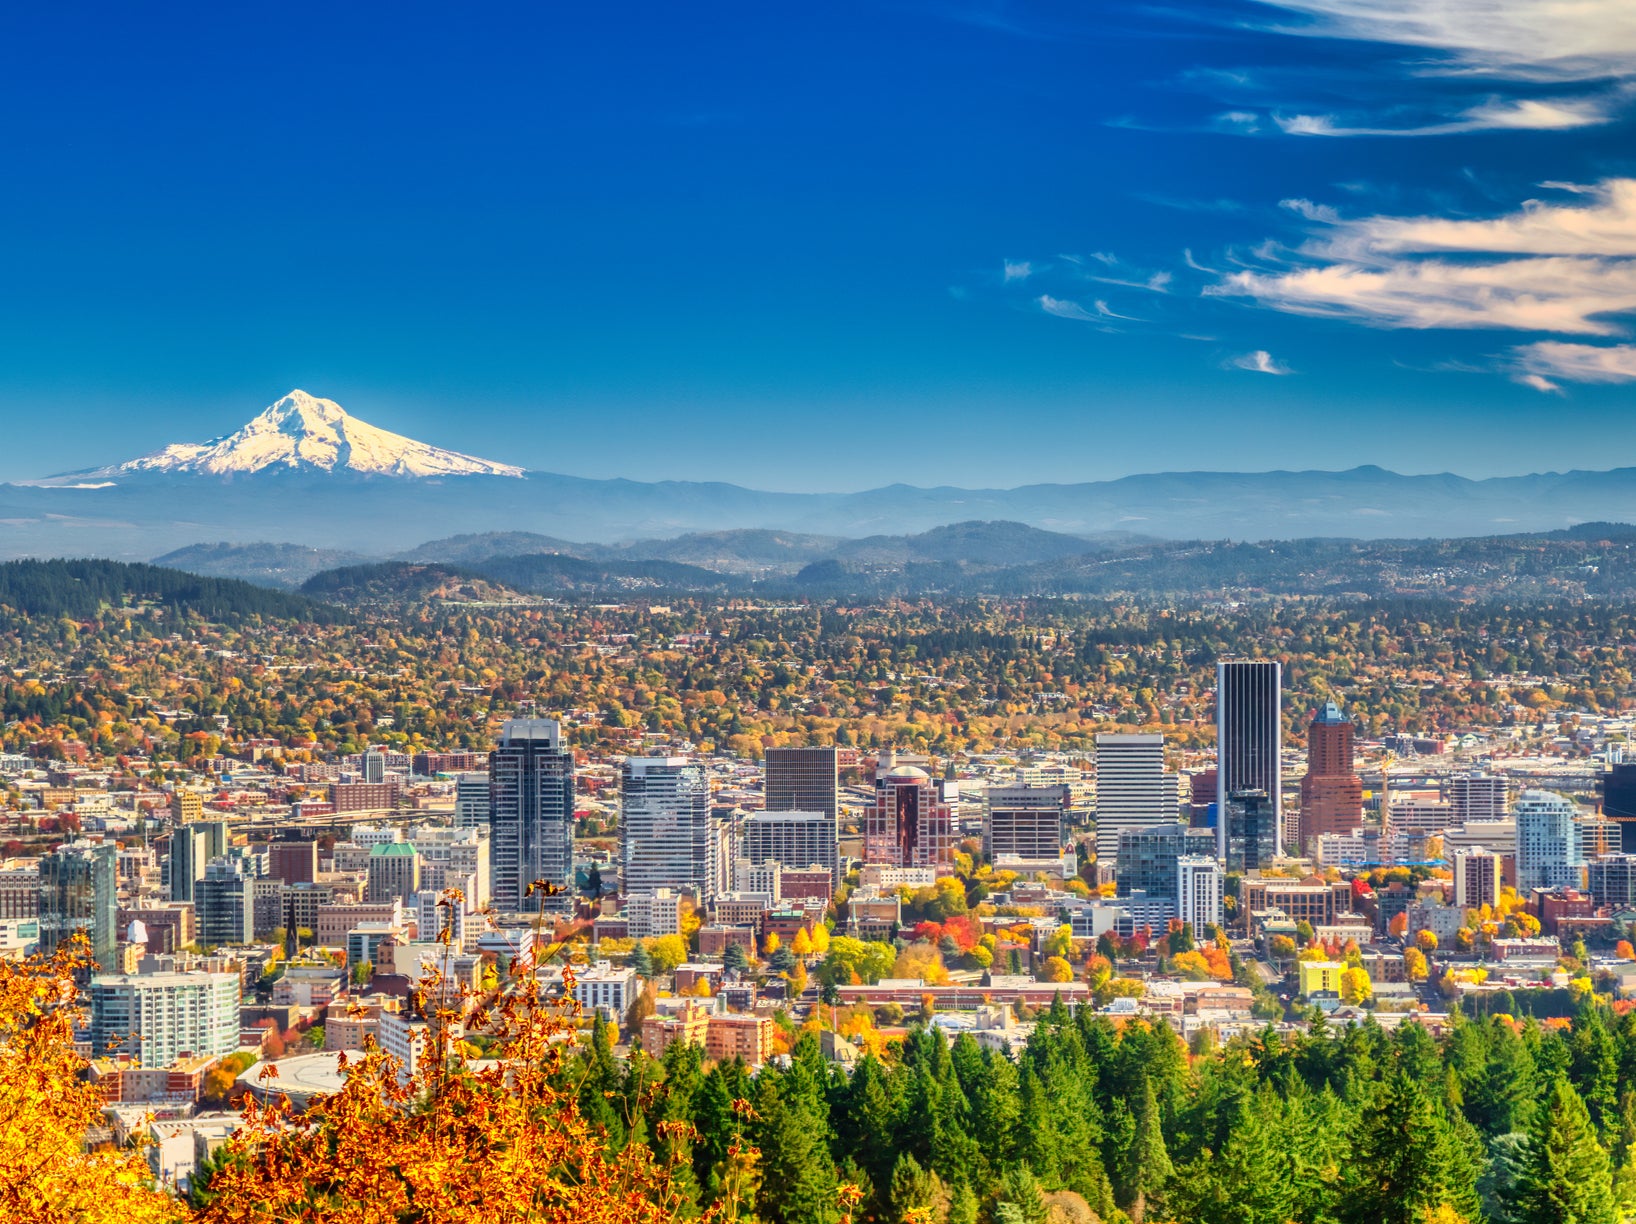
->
9, 391, 1636, 556
158, 521, 1127, 587
148, 520, 1636, 604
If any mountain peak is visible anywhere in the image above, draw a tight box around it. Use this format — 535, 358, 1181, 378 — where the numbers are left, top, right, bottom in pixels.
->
67, 391, 527, 481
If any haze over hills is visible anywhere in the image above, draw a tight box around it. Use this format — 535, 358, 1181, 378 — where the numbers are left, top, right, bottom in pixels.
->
9, 391, 1636, 559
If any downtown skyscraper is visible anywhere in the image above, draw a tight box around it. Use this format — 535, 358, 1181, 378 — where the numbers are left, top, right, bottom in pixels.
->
489, 719, 576, 916
1216, 659, 1282, 862
620, 757, 712, 896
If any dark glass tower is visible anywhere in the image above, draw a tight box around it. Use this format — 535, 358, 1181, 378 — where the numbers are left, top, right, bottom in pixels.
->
489, 719, 576, 915
1602, 762, 1636, 853
39, 841, 118, 968
1216, 659, 1282, 862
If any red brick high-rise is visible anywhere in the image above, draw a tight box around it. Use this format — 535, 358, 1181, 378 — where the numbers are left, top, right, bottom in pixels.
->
1299, 702, 1363, 852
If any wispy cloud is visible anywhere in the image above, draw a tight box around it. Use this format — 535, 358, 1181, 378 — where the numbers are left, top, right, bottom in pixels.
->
1003, 259, 1034, 282
1228, 349, 1294, 374
1272, 95, 1614, 136
1248, 0, 1636, 82
1037, 294, 1142, 326
1215, 179, 1636, 333
1214, 178, 1636, 387
1038, 294, 1103, 323
1512, 341, 1636, 391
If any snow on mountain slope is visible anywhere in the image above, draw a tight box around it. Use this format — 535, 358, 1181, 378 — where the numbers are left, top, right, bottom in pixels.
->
75, 390, 526, 480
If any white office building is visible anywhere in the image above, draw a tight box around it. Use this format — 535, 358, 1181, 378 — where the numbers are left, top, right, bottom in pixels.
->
1176, 855, 1224, 933
90, 972, 240, 1068
575, 960, 641, 1023
1094, 734, 1173, 869
1515, 790, 1584, 891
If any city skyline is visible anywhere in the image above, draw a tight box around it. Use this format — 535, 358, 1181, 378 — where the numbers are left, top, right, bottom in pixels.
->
0, 2, 1633, 490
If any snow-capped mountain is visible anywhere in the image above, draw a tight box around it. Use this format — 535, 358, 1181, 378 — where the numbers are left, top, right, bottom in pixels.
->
65, 390, 526, 481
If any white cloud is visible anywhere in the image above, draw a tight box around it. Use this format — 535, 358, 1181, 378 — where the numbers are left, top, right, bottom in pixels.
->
1216, 256, 1636, 334
1272, 95, 1613, 136
1038, 295, 1102, 322
1512, 340, 1636, 390
1003, 259, 1034, 282
1213, 178, 1636, 336
1251, 0, 1636, 81
1281, 198, 1342, 223
1229, 350, 1295, 374
1319, 179, 1636, 257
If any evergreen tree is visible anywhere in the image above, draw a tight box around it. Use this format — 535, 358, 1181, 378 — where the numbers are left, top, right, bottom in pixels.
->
1343, 1072, 1482, 1224
1569, 1007, 1621, 1139
1508, 1078, 1619, 1224
948, 1181, 979, 1224
632, 941, 655, 977
995, 1165, 1049, 1224
888, 1154, 945, 1223
755, 1074, 839, 1224
1117, 1075, 1173, 1224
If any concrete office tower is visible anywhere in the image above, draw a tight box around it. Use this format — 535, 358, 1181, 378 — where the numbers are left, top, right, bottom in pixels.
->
364, 750, 387, 784
764, 746, 839, 828
168, 821, 228, 904
1386, 801, 1453, 840
90, 971, 240, 1068
866, 761, 955, 870
1216, 659, 1282, 861
1515, 790, 1584, 891
1453, 847, 1504, 910
269, 840, 318, 885
743, 810, 839, 887
454, 773, 490, 830
984, 784, 1068, 861
1177, 855, 1224, 933
621, 757, 711, 896
1299, 702, 1363, 851
1447, 773, 1508, 827
1093, 733, 1171, 869
196, 858, 254, 945
39, 841, 118, 967
367, 843, 422, 904
489, 719, 576, 915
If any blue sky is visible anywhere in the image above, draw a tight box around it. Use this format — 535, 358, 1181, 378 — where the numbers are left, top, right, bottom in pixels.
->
1, 1, 1634, 490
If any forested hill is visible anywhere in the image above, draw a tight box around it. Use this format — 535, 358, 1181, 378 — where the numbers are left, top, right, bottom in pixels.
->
0, 559, 339, 622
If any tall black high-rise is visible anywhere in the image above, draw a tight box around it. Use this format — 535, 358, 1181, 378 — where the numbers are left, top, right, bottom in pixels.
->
1602, 762, 1636, 853
489, 719, 576, 915
1216, 659, 1282, 862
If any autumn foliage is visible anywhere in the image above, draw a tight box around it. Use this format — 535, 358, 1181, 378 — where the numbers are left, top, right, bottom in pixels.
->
0, 936, 732, 1224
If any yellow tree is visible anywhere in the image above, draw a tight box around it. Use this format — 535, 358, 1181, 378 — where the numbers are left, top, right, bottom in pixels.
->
194, 956, 741, 1224
0, 939, 186, 1223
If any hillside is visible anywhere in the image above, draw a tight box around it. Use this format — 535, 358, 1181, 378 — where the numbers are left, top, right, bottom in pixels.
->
153, 542, 374, 587
467, 553, 738, 595
398, 531, 591, 566
299, 563, 524, 605
0, 559, 338, 621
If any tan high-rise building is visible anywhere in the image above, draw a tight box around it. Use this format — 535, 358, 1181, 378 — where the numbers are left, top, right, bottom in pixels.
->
170, 790, 203, 825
